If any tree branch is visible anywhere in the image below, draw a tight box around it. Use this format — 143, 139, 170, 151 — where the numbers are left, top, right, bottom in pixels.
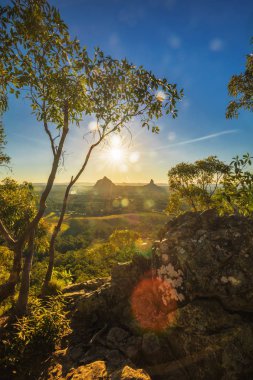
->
44, 119, 56, 157
0, 219, 16, 246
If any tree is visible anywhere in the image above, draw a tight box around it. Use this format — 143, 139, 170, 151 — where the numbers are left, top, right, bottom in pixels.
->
0, 0, 90, 311
109, 229, 140, 250
215, 153, 253, 216
167, 156, 229, 215
0, 178, 49, 292
41, 51, 184, 292
226, 37, 253, 118
0, 0, 183, 312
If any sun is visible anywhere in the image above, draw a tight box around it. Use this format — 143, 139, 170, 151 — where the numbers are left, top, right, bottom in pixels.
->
108, 147, 123, 162
106, 135, 125, 163
99, 133, 140, 173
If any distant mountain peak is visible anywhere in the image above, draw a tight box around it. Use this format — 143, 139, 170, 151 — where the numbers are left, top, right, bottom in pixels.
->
143, 178, 164, 192
93, 176, 116, 195
146, 179, 157, 187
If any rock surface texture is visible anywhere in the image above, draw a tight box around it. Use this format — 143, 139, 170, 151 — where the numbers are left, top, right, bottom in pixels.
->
44, 211, 253, 380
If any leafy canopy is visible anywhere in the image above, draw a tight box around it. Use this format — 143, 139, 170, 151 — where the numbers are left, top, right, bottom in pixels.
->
0, 178, 36, 239
216, 153, 253, 216
226, 37, 253, 118
0, 0, 91, 131
167, 156, 230, 215
167, 154, 253, 216
0, 0, 183, 138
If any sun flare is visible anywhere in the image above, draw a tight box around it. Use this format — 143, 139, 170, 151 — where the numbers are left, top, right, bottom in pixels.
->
108, 147, 123, 162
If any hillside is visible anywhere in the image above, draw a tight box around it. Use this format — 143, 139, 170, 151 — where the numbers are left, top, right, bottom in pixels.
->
44, 211, 253, 379
2, 211, 252, 379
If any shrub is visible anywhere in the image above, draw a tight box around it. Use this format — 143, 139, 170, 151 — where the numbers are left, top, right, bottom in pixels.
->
15, 296, 69, 349
42, 279, 64, 296
2, 296, 70, 369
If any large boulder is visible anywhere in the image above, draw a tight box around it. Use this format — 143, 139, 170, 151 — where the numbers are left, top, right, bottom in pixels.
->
77, 255, 151, 327
153, 210, 253, 312
149, 210, 253, 379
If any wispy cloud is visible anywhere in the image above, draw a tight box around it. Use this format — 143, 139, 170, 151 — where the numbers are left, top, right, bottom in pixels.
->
168, 35, 181, 49
158, 129, 238, 150
209, 38, 224, 52
108, 34, 120, 48
168, 131, 176, 141
118, 7, 145, 27
11, 133, 48, 146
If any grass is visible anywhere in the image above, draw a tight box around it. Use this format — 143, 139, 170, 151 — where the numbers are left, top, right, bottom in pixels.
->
45, 211, 167, 239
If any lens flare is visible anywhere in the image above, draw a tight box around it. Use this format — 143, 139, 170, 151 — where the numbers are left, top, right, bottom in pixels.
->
88, 120, 98, 131
156, 90, 166, 102
111, 135, 121, 147
131, 275, 177, 331
129, 151, 140, 163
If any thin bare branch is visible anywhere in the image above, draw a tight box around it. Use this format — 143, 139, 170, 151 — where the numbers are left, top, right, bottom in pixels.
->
44, 119, 56, 157
0, 219, 16, 246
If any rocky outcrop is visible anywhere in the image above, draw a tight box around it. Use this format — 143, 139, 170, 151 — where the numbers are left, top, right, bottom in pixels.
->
93, 176, 117, 197
154, 209, 253, 312
143, 179, 165, 193
46, 211, 253, 379
151, 210, 253, 379
65, 361, 151, 380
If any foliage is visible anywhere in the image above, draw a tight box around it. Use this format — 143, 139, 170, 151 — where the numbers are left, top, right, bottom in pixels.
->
30, 263, 72, 295
1, 0, 182, 312
0, 120, 10, 167
226, 37, 253, 118
0, 0, 89, 126
0, 178, 36, 239
215, 153, 253, 215
167, 154, 253, 217
14, 296, 69, 350
0, 178, 50, 248
109, 229, 140, 250
42, 269, 72, 296
55, 233, 90, 253
83, 48, 183, 135
54, 229, 141, 281
0, 245, 13, 283
35, 218, 50, 255
167, 156, 229, 215
0, 0, 183, 134
0, 0, 90, 313
1, 296, 69, 369
0, 246, 14, 315
0, 213, 163, 298
42, 279, 63, 296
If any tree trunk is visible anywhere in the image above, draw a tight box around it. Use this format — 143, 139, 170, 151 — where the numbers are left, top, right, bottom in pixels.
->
41, 183, 72, 294
0, 245, 22, 302
16, 231, 35, 316
0, 111, 69, 303
41, 140, 101, 295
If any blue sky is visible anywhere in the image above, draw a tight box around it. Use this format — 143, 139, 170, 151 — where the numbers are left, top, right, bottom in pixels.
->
2, 0, 253, 183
